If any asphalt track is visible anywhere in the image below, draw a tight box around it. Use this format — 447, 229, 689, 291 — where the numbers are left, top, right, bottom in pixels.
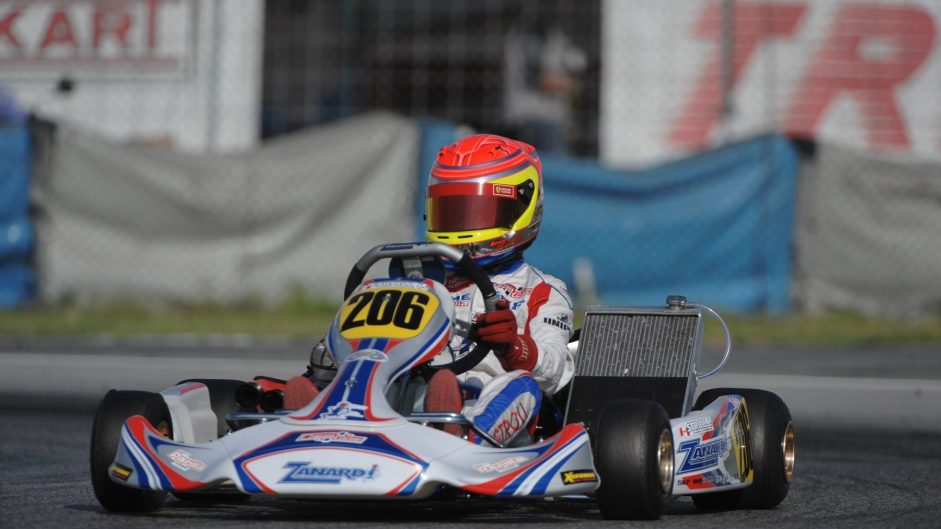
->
2, 338, 941, 528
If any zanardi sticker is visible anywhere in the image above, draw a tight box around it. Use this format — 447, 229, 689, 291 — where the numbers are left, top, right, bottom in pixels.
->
279, 461, 379, 484
296, 431, 368, 444
677, 437, 729, 474
473, 455, 530, 473
167, 449, 207, 472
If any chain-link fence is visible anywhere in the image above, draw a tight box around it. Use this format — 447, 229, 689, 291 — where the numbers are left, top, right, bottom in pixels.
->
2, 0, 940, 316
261, 0, 601, 157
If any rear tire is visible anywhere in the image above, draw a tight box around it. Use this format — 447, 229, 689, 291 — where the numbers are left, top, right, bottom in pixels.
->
691, 388, 794, 511
594, 399, 674, 520
90, 390, 171, 512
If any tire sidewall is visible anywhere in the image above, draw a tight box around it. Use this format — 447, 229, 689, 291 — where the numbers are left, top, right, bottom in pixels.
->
693, 388, 792, 509
90, 389, 171, 512
594, 398, 673, 520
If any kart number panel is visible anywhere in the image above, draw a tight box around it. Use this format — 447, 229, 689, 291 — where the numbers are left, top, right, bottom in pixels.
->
339, 284, 440, 340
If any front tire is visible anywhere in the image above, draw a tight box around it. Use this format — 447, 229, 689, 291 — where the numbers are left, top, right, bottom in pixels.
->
90, 390, 171, 512
691, 388, 794, 511
594, 399, 674, 520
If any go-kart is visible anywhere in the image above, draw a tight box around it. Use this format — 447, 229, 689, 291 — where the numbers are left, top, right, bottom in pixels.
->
90, 242, 796, 520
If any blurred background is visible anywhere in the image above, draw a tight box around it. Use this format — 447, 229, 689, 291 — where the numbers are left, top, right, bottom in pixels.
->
1, 0, 940, 339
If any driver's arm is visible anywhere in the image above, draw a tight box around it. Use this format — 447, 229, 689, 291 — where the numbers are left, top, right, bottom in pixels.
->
519, 279, 574, 395
476, 277, 574, 395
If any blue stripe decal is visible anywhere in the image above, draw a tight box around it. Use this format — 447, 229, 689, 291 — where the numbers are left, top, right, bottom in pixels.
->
501, 435, 581, 495
235, 465, 266, 493
392, 318, 450, 380
123, 425, 151, 489
396, 473, 423, 496
136, 431, 172, 489
531, 438, 584, 495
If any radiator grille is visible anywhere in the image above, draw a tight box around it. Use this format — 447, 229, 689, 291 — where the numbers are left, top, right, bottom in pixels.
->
575, 311, 700, 378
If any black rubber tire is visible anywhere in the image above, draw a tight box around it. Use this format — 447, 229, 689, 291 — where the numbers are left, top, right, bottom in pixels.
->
90, 390, 170, 512
173, 378, 250, 502
594, 399, 674, 520
691, 388, 794, 511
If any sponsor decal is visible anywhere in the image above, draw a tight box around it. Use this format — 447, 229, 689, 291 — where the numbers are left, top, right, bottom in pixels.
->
489, 393, 535, 443
560, 469, 598, 485
296, 431, 368, 444
361, 280, 431, 291
473, 455, 531, 473
319, 401, 368, 420
452, 292, 472, 307
349, 349, 388, 362
492, 184, 516, 198
678, 470, 734, 488
543, 316, 571, 332
279, 461, 379, 484
678, 416, 714, 437
493, 283, 533, 299
446, 275, 473, 291
677, 437, 729, 474
109, 463, 133, 482
167, 449, 207, 472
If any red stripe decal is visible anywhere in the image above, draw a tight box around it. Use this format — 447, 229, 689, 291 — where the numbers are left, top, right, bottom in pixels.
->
129, 416, 206, 491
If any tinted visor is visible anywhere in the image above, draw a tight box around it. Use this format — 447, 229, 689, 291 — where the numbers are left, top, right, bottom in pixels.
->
427, 194, 523, 232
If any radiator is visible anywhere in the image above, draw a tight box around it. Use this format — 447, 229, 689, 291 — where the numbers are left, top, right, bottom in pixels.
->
564, 299, 705, 430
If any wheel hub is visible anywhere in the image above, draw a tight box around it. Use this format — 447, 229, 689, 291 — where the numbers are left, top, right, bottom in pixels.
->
782, 421, 795, 482
657, 428, 674, 494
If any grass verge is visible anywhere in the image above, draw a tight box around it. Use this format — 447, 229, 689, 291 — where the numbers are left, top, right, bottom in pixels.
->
2, 303, 940, 346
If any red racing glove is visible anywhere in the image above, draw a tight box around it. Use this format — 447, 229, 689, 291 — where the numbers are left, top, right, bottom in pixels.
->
476, 299, 538, 372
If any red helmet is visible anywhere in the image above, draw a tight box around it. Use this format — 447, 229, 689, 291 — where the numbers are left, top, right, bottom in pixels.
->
426, 134, 543, 265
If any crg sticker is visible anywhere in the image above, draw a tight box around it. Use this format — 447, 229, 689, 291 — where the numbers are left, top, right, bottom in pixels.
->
167, 449, 207, 472
295, 431, 368, 444
473, 455, 530, 473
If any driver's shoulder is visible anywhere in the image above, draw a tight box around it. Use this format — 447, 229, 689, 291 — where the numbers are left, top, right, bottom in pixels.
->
516, 263, 570, 297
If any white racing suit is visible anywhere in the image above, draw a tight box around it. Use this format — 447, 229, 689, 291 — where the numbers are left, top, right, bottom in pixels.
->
445, 258, 575, 444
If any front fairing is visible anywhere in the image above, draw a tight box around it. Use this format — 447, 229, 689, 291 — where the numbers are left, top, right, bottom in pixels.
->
109, 276, 598, 499
671, 394, 754, 494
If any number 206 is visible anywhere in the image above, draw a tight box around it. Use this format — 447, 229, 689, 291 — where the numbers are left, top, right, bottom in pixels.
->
341, 290, 431, 332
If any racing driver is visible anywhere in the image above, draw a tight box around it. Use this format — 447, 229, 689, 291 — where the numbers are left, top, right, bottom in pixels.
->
284, 133, 575, 446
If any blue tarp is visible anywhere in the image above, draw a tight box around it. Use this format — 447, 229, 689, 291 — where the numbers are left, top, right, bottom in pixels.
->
0, 124, 35, 307
417, 123, 798, 313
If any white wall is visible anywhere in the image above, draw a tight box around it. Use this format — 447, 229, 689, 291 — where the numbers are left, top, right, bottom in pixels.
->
0, 0, 264, 153
601, 0, 941, 166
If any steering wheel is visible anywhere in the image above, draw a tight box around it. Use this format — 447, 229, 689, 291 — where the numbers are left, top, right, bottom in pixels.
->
343, 242, 503, 375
